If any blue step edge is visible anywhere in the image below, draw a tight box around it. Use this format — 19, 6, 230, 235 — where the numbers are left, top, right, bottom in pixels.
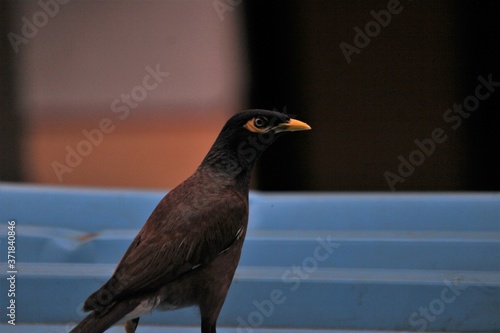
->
0, 324, 461, 333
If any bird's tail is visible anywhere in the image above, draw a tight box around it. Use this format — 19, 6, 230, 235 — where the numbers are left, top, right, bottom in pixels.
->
70, 300, 140, 333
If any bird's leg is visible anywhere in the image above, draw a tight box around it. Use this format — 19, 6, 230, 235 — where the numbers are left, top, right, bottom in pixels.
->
201, 317, 216, 333
124, 317, 140, 333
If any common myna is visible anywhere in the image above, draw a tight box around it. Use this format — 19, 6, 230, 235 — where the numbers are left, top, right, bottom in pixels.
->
70, 109, 311, 333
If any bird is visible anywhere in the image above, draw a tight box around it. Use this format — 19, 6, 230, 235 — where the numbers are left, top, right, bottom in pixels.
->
70, 109, 311, 333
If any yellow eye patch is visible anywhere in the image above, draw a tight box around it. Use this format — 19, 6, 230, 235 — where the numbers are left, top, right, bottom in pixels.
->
243, 117, 269, 133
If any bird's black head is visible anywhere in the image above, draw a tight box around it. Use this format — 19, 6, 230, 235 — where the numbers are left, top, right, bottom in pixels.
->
200, 109, 311, 181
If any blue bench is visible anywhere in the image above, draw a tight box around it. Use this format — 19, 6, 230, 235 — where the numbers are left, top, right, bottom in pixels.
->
0, 183, 499, 332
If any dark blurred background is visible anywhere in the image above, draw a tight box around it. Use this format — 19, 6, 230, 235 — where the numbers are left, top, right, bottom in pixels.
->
1, 1, 499, 191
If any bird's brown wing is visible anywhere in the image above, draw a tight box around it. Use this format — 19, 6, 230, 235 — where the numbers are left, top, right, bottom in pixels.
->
84, 187, 247, 311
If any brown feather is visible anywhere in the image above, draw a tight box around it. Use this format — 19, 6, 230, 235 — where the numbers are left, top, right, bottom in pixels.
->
84, 169, 248, 312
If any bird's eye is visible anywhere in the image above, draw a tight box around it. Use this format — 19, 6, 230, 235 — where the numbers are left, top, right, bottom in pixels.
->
253, 117, 268, 128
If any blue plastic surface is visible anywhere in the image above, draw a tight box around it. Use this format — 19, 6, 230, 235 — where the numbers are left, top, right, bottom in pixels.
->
0, 183, 499, 332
